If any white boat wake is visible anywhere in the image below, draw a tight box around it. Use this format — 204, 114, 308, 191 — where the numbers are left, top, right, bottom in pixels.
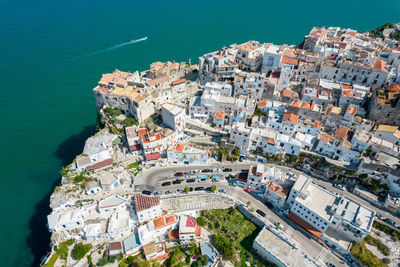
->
65, 37, 148, 62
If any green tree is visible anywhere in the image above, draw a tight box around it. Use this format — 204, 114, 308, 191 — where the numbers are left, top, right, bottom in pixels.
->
246, 201, 251, 207
71, 242, 92, 260
197, 216, 207, 227
211, 185, 217, 193
254, 108, 267, 117
184, 186, 190, 193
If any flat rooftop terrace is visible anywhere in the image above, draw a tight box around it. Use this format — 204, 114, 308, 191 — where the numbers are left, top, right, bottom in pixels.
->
255, 227, 311, 266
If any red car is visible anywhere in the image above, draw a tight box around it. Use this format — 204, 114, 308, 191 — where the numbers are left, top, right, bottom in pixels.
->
175, 172, 184, 177
244, 188, 251, 193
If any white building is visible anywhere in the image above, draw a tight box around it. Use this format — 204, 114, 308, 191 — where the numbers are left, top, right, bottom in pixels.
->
262, 45, 283, 73
161, 103, 186, 132
235, 41, 265, 72
288, 182, 337, 237
329, 196, 375, 243
99, 173, 119, 191
47, 209, 84, 233
204, 82, 232, 96
234, 73, 266, 100
86, 181, 102, 195
179, 215, 201, 242
253, 227, 312, 267
167, 143, 208, 165
98, 194, 127, 214
133, 194, 162, 223
264, 182, 288, 209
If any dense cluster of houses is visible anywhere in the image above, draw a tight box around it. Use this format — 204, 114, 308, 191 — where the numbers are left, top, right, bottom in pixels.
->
47, 25, 400, 265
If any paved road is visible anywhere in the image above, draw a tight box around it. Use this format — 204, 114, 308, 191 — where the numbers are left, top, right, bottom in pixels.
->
133, 162, 252, 192
132, 161, 400, 266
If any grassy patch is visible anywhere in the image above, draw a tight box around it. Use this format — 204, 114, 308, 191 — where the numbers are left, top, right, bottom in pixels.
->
373, 221, 400, 241
350, 240, 387, 267
72, 242, 92, 260
126, 161, 140, 170
364, 235, 390, 256
201, 207, 270, 266
54, 238, 75, 260
44, 253, 59, 267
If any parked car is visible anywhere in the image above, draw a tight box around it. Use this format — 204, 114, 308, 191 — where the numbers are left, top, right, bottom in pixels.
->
334, 184, 345, 190
205, 187, 212, 192
223, 168, 232, 172
153, 191, 162, 196
326, 263, 336, 267
202, 169, 212, 173
244, 188, 251, 193
176, 189, 183, 193
175, 172, 184, 176
195, 186, 204, 191
276, 209, 284, 216
256, 209, 266, 217
212, 168, 220, 172
162, 182, 171, 186
142, 190, 152, 195
219, 189, 227, 193
376, 213, 383, 219
165, 190, 173, 195
187, 178, 196, 183
172, 179, 182, 185
184, 171, 191, 175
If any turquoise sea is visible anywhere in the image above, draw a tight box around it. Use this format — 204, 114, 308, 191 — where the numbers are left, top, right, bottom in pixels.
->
0, 0, 399, 265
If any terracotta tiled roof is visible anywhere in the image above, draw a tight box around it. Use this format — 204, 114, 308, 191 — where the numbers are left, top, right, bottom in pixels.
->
336, 127, 353, 141
172, 78, 186, 86
282, 90, 292, 97
290, 99, 301, 108
186, 216, 197, 228
373, 60, 387, 72
134, 194, 160, 212
341, 84, 352, 90
257, 100, 267, 107
153, 217, 166, 229
281, 56, 299, 65
168, 229, 179, 241
288, 212, 322, 238
320, 134, 336, 143
145, 153, 161, 161
109, 242, 122, 251
283, 113, 298, 124
214, 112, 225, 119
313, 121, 322, 129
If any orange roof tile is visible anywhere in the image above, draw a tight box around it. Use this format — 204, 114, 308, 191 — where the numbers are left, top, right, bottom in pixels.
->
288, 212, 322, 238
320, 134, 336, 143
290, 99, 301, 108
168, 229, 179, 241
283, 113, 298, 124
153, 217, 166, 229
172, 78, 186, 86
341, 84, 352, 90
373, 60, 387, 72
343, 90, 354, 98
165, 215, 176, 225
267, 139, 276, 145
282, 90, 292, 97
258, 100, 267, 107
214, 112, 225, 119
281, 56, 299, 65
313, 121, 322, 129
336, 127, 352, 141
